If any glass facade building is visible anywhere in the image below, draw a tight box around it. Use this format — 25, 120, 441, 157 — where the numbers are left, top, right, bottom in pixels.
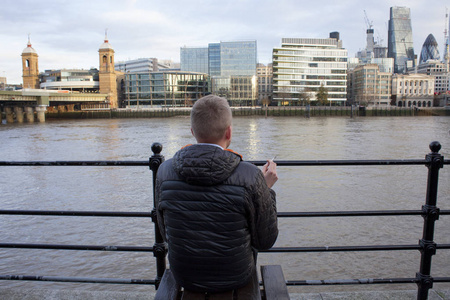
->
124, 71, 210, 107
388, 6, 415, 73
180, 47, 209, 74
272, 35, 348, 105
219, 41, 257, 77
208, 43, 221, 76
419, 34, 440, 65
180, 41, 258, 106
115, 58, 171, 73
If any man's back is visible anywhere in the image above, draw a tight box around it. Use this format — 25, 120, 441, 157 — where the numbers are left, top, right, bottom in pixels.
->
156, 144, 278, 292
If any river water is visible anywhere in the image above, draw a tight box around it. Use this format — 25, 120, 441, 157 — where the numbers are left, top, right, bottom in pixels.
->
0, 116, 449, 293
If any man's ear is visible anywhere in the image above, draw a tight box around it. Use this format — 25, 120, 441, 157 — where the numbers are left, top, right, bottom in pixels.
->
225, 125, 232, 140
191, 128, 195, 137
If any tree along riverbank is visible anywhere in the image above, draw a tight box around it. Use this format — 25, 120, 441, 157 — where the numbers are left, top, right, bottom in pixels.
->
45, 106, 450, 120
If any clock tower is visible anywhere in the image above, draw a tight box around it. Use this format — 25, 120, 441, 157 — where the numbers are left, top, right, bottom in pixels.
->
99, 32, 118, 108
22, 36, 40, 89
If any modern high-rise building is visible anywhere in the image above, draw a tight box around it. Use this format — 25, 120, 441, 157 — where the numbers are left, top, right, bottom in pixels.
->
219, 41, 257, 77
180, 47, 209, 74
208, 43, 221, 76
272, 33, 348, 105
419, 34, 440, 65
180, 40, 258, 106
388, 6, 415, 73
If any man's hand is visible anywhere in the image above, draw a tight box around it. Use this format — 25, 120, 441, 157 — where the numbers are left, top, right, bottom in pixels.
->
263, 160, 278, 188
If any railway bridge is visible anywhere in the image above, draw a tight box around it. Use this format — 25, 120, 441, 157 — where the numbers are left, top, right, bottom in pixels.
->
0, 89, 110, 123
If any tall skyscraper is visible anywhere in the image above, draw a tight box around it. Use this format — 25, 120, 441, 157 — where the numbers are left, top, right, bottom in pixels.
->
388, 6, 415, 73
419, 34, 440, 65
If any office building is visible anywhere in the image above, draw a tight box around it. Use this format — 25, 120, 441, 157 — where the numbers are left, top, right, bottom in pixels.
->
180, 41, 258, 106
272, 33, 348, 105
371, 58, 394, 73
257, 63, 273, 105
180, 47, 208, 74
40, 69, 99, 92
392, 73, 434, 107
419, 34, 440, 65
115, 58, 172, 73
347, 64, 392, 106
124, 71, 210, 107
388, 6, 415, 73
414, 60, 449, 95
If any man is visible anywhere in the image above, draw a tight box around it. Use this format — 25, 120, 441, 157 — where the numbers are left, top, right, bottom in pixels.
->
155, 95, 278, 293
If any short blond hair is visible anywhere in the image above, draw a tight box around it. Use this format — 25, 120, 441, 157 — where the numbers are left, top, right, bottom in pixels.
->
191, 95, 232, 143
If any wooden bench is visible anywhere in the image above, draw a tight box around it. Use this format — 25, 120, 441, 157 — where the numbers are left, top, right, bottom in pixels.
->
154, 265, 289, 300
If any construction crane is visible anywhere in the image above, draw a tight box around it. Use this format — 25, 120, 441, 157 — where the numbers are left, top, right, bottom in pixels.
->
364, 10, 373, 30
444, 7, 449, 67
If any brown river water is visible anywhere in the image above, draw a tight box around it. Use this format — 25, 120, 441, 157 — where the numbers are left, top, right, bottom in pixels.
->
0, 115, 449, 293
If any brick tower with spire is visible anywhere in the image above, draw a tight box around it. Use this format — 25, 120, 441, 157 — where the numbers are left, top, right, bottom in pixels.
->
22, 35, 40, 89
98, 31, 118, 108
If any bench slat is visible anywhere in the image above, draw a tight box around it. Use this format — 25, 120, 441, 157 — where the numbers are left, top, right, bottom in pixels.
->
261, 265, 290, 300
154, 269, 180, 300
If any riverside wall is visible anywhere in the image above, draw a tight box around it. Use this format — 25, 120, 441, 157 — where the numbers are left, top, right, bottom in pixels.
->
43, 106, 450, 120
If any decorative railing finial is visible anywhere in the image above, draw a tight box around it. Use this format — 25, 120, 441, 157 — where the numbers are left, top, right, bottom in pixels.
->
429, 141, 441, 154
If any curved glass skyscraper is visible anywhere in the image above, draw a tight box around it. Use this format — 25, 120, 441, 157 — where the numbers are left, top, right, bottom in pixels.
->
419, 34, 440, 65
388, 6, 415, 73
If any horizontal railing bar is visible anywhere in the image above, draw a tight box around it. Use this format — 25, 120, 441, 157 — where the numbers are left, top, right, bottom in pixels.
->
0, 275, 156, 285
2, 209, 449, 218
265, 244, 450, 252
1, 274, 448, 286
5, 243, 449, 253
278, 210, 424, 217
3, 159, 450, 167
251, 159, 450, 166
0, 161, 149, 166
286, 278, 418, 286
0, 210, 153, 217
0, 243, 153, 252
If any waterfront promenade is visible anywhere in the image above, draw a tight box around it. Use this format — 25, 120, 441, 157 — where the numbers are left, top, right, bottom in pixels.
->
1, 288, 450, 299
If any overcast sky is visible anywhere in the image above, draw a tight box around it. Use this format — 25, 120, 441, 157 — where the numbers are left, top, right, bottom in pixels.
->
0, 0, 448, 84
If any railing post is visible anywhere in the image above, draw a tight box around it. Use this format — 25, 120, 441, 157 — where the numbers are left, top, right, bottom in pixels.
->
150, 142, 166, 288
416, 141, 444, 300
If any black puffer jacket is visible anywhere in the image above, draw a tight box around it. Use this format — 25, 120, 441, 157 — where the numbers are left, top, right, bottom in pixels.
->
156, 144, 278, 292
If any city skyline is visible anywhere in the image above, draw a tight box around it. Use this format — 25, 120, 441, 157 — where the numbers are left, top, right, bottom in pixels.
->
0, 0, 447, 84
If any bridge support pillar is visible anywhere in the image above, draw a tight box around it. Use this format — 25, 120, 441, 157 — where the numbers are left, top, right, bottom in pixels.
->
35, 106, 47, 123
5, 107, 14, 123
14, 107, 24, 123
0, 107, 3, 124
25, 107, 35, 123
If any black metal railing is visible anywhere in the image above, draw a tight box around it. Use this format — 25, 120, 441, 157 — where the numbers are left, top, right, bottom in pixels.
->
0, 141, 449, 300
